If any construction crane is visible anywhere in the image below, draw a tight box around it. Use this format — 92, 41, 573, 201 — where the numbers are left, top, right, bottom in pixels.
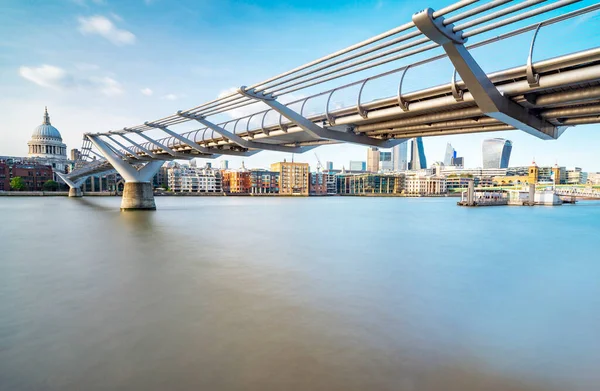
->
314, 152, 323, 172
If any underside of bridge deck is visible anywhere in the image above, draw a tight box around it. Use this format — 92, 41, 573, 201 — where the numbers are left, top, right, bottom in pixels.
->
59, 0, 600, 210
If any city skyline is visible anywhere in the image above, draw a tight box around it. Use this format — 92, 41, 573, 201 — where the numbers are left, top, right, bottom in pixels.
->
2, 1, 600, 170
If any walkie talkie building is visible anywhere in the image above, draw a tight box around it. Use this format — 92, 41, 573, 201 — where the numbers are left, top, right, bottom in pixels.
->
482, 138, 512, 169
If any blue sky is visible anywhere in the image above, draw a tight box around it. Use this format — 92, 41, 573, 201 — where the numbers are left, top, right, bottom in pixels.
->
1, 0, 599, 171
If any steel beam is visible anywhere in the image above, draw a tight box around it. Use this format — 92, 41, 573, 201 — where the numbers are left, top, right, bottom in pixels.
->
144, 123, 219, 157
106, 135, 142, 159
116, 133, 170, 160
238, 87, 406, 148
412, 8, 563, 140
87, 135, 162, 182
55, 172, 87, 189
133, 131, 195, 160
177, 111, 307, 153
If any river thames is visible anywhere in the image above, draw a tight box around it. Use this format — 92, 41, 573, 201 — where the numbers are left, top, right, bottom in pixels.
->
1, 196, 599, 391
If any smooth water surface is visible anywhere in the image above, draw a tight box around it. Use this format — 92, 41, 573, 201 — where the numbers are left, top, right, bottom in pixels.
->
1, 196, 599, 391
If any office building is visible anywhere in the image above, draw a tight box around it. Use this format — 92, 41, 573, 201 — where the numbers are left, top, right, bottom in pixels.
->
70, 149, 81, 161
404, 174, 447, 195
393, 142, 408, 171
443, 143, 454, 166
220, 160, 229, 170
367, 147, 380, 172
336, 173, 405, 195
271, 161, 309, 195
349, 161, 366, 171
566, 167, 588, 185
325, 161, 334, 170
379, 151, 393, 171
451, 156, 464, 167
409, 137, 427, 170
482, 138, 512, 169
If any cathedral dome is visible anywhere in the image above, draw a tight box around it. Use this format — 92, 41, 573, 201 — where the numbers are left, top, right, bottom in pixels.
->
27, 107, 68, 161
32, 107, 62, 140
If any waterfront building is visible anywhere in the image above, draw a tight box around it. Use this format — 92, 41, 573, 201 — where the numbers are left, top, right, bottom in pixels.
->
250, 169, 279, 194
409, 137, 427, 170
379, 151, 393, 171
441, 166, 505, 187
336, 173, 404, 195
445, 175, 474, 191
168, 164, 222, 192
349, 161, 366, 171
366, 147, 379, 172
0, 161, 53, 191
153, 164, 169, 189
482, 138, 512, 169
566, 167, 588, 185
220, 160, 229, 170
309, 172, 328, 195
504, 165, 566, 184
221, 170, 251, 193
325, 161, 334, 171
271, 161, 309, 195
405, 174, 447, 195
393, 142, 408, 171
587, 172, 600, 185
325, 173, 338, 194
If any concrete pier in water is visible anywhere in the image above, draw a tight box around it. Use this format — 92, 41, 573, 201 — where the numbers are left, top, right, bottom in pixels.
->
68, 187, 83, 197
120, 182, 156, 211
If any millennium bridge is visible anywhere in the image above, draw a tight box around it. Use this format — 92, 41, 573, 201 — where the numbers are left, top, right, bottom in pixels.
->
58, 0, 600, 210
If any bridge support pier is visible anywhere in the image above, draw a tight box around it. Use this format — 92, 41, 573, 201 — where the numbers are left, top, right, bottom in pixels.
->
86, 135, 164, 211
69, 187, 83, 197
121, 182, 156, 211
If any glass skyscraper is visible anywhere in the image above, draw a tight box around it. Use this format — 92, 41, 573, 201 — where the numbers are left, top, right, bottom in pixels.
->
409, 137, 427, 170
393, 142, 408, 171
443, 143, 454, 166
482, 138, 512, 169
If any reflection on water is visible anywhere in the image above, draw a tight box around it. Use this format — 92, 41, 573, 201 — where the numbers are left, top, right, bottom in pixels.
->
1, 196, 600, 391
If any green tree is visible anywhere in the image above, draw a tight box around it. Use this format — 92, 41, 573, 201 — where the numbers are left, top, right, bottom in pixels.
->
42, 180, 59, 191
10, 177, 26, 191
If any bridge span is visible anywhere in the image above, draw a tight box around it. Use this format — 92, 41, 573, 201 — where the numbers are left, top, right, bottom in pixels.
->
60, 0, 600, 210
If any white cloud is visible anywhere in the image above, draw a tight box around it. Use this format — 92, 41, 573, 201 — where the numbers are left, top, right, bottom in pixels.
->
78, 15, 135, 46
19, 65, 72, 89
95, 77, 124, 96
19, 64, 124, 97
109, 12, 123, 22
141, 87, 153, 96
163, 93, 179, 100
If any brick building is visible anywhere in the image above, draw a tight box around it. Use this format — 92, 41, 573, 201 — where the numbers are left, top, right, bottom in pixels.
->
222, 170, 252, 194
271, 161, 309, 195
0, 161, 53, 191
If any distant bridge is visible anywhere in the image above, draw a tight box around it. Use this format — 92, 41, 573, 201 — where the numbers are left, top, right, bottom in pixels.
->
59, 0, 600, 210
